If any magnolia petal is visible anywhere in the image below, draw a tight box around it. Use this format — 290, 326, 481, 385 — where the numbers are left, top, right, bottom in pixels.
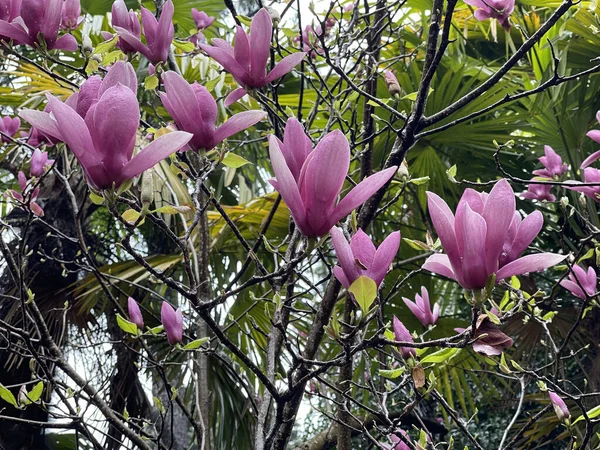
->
224, 87, 247, 107
233, 25, 251, 73
0, 20, 30, 44
460, 203, 489, 290
403, 298, 426, 325
331, 227, 360, 287
507, 210, 543, 262
333, 266, 351, 289
214, 110, 267, 145
265, 52, 307, 84
559, 279, 586, 300
249, 8, 272, 82
161, 71, 201, 133
369, 230, 400, 286
199, 43, 250, 85
580, 148, 600, 169
426, 191, 460, 270
422, 254, 457, 281
496, 253, 566, 281
100, 60, 137, 95
122, 131, 192, 180
587, 130, 600, 145
113, 26, 150, 57
19, 110, 62, 141
482, 179, 515, 274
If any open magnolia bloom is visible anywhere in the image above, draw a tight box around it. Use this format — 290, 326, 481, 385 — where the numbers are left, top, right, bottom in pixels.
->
560, 264, 597, 300
464, 0, 514, 30
268, 119, 397, 237
424, 179, 565, 291
159, 71, 267, 151
0, 0, 78, 51
20, 86, 191, 191
200, 8, 306, 106
532, 145, 567, 179
403, 286, 440, 327
113, 0, 174, 64
101, 0, 141, 55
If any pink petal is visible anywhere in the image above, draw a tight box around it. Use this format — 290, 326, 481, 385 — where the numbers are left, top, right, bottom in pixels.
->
214, 110, 267, 145
233, 25, 251, 73
281, 117, 312, 181
333, 266, 351, 288
200, 43, 250, 85
581, 148, 600, 169
460, 203, 489, 289
0, 20, 30, 43
100, 60, 138, 95
122, 131, 192, 179
51, 33, 78, 51
496, 253, 566, 281
426, 191, 460, 271
350, 229, 377, 268
265, 52, 306, 84
559, 279, 586, 300
422, 254, 458, 281
113, 26, 150, 56
482, 179, 515, 274
331, 226, 360, 287
369, 230, 400, 286
19, 110, 62, 141
249, 8, 272, 82
224, 87, 247, 106
587, 130, 600, 145
161, 71, 201, 134
506, 210, 543, 262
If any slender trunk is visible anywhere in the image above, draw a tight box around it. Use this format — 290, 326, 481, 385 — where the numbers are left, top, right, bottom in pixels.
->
336, 297, 354, 450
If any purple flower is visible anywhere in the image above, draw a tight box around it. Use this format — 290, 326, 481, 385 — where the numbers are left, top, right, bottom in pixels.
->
331, 227, 401, 289
384, 70, 401, 96
0, 0, 78, 51
268, 120, 397, 237
0, 115, 20, 142
200, 8, 306, 106
20, 127, 53, 147
580, 111, 600, 169
113, 0, 174, 64
8, 171, 44, 216
464, 0, 514, 30
61, 0, 82, 30
403, 286, 440, 327
423, 179, 565, 290
161, 301, 183, 345
29, 148, 54, 177
127, 296, 144, 329
458, 316, 513, 356
549, 391, 570, 421
20, 85, 191, 191
159, 71, 267, 151
559, 264, 597, 300
191, 8, 214, 30
383, 430, 411, 450
521, 180, 556, 202
392, 316, 415, 359
101, 0, 141, 55
532, 145, 568, 179
565, 167, 600, 201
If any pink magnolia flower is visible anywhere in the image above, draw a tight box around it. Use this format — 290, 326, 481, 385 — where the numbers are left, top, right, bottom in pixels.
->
331, 227, 401, 288
159, 71, 267, 151
464, 0, 514, 30
549, 391, 570, 422
20, 127, 53, 147
457, 315, 513, 356
384, 70, 401, 96
0, 0, 78, 51
423, 179, 565, 290
191, 8, 214, 30
61, 0, 82, 30
127, 296, 144, 329
268, 119, 397, 237
532, 145, 567, 179
392, 316, 415, 359
383, 430, 411, 450
29, 148, 54, 177
580, 111, 600, 169
559, 264, 597, 300
7, 171, 44, 216
0, 116, 20, 142
101, 0, 141, 55
403, 286, 440, 327
565, 167, 600, 201
521, 180, 556, 202
200, 8, 306, 106
20, 86, 191, 191
113, 0, 174, 64
161, 302, 183, 345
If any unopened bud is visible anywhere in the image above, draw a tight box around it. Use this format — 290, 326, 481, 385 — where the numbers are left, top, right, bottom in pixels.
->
398, 159, 409, 180
265, 6, 280, 24
82, 34, 94, 55
91, 54, 102, 64
384, 70, 401, 96
18, 385, 28, 406
141, 170, 154, 207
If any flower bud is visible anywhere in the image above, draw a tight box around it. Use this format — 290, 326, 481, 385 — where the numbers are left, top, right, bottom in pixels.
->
140, 170, 154, 207
384, 70, 401, 96
82, 34, 94, 56
161, 302, 183, 345
127, 297, 144, 329
549, 391, 570, 422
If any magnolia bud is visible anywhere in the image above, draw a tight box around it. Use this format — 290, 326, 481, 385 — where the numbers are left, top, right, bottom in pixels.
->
265, 6, 280, 24
384, 70, 401, 96
141, 170, 154, 207
18, 385, 28, 406
398, 159, 409, 180
91, 54, 102, 64
82, 34, 94, 55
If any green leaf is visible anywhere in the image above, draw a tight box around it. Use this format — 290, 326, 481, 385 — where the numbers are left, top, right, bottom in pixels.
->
172, 40, 195, 53
85, 59, 99, 76
0, 384, 17, 407
149, 325, 164, 335
93, 35, 118, 55
446, 165, 458, 183
121, 209, 143, 226
421, 348, 459, 364
410, 176, 430, 185
89, 192, 104, 205
144, 75, 159, 91
573, 404, 600, 424
222, 153, 252, 169
403, 238, 429, 251
153, 205, 192, 215
379, 367, 405, 379
348, 276, 377, 313
26, 382, 44, 404
183, 337, 210, 350
116, 313, 138, 335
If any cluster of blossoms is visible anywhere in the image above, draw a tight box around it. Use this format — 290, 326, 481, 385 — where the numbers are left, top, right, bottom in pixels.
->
127, 297, 183, 346
521, 146, 567, 202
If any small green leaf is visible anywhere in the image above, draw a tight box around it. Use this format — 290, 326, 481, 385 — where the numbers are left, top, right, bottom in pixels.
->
446, 165, 458, 183
149, 325, 164, 335
144, 75, 159, 91
154, 396, 165, 414
0, 384, 17, 407
93, 35, 118, 55
121, 209, 142, 226
573, 405, 600, 424
348, 276, 377, 313
183, 337, 210, 350
85, 59, 99, 75
379, 367, 405, 379
89, 192, 104, 205
410, 176, 430, 185
154, 205, 192, 215
222, 153, 252, 168
116, 313, 138, 335
26, 382, 44, 404
403, 238, 429, 251
421, 348, 459, 364
172, 40, 195, 53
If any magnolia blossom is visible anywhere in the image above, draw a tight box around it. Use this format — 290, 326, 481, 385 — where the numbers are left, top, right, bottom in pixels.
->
464, 0, 514, 30
580, 111, 600, 169
61, 0, 82, 30
113, 0, 174, 64
565, 167, 600, 201
159, 71, 267, 151
392, 316, 415, 359
268, 118, 397, 237
532, 145, 567, 179
127, 297, 144, 329
0, 0, 78, 51
192, 9, 214, 30
20, 127, 53, 147
20, 86, 191, 190
161, 302, 183, 345
29, 149, 54, 177
0, 116, 20, 142
384, 70, 401, 96
456, 315, 513, 356
7, 171, 44, 216
102, 0, 141, 55
383, 430, 411, 450
423, 179, 565, 291
559, 264, 597, 300
521, 180, 556, 202
331, 227, 400, 288
200, 8, 306, 106
549, 391, 570, 422
403, 286, 440, 327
